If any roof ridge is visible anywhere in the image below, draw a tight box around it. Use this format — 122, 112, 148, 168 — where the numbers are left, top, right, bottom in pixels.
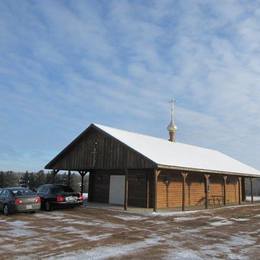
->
94, 123, 217, 153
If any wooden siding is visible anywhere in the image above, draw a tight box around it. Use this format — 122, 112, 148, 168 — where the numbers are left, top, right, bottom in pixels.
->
89, 169, 244, 209
186, 173, 205, 207
91, 172, 110, 203
226, 176, 239, 204
128, 171, 147, 207
48, 126, 155, 170
156, 171, 242, 209
91, 169, 152, 208
157, 171, 183, 208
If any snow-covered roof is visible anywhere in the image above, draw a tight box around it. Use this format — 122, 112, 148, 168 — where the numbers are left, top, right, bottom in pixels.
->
94, 123, 260, 177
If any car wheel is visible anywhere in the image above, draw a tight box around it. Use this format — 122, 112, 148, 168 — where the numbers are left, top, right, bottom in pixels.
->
45, 201, 52, 211
3, 204, 9, 216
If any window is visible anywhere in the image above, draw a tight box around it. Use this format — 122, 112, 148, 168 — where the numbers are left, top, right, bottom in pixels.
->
37, 186, 49, 193
10, 188, 35, 196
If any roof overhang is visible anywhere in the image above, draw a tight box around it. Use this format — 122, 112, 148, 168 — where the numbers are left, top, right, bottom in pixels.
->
157, 164, 260, 178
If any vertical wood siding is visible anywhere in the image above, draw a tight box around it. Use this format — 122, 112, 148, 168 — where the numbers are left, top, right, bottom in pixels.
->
156, 171, 242, 209
51, 127, 155, 170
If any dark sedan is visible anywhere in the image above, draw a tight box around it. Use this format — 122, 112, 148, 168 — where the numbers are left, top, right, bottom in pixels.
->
0, 187, 41, 215
37, 184, 83, 211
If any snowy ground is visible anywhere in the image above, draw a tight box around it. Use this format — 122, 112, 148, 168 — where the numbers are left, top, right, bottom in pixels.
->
0, 203, 260, 259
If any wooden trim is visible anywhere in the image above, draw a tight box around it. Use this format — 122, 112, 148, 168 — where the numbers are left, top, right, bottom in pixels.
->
204, 174, 210, 209
223, 176, 227, 206
238, 177, 242, 205
157, 164, 258, 178
146, 173, 150, 208
153, 169, 160, 212
124, 169, 128, 211
250, 178, 254, 203
181, 172, 188, 211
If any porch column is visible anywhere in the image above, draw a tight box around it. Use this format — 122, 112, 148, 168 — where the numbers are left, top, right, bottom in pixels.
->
241, 177, 246, 202
67, 170, 71, 186
88, 172, 94, 202
204, 174, 210, 209
52, 169, 59, 184
181, 172, 188, 211
79, 171, 87, 195
250, 177, 254, 203
124, 169, 128, 211
153, 169, 160, 212
238, 177, 242, 205
223, 176, 227, 206
146, 173, 150, 208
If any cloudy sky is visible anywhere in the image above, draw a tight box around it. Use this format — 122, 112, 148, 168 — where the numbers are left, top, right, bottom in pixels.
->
0, 0, 260, 172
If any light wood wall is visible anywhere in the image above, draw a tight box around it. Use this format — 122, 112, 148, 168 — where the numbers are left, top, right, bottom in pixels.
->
156, 170, 241, 209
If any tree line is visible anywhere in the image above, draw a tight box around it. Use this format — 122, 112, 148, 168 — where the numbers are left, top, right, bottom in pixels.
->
0, 170, 89, 193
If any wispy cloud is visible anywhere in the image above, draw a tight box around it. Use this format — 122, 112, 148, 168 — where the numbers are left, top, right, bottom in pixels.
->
0, 0, 260, 171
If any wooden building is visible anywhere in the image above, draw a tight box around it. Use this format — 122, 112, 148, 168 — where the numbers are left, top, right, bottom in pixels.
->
45, 123, 260, 211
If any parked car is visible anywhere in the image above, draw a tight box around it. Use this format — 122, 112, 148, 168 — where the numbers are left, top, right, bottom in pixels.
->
37, 184, 83, 211
0, 187, 41, 215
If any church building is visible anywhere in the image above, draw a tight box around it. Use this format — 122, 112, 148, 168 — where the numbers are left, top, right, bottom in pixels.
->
45, 105, 260, 211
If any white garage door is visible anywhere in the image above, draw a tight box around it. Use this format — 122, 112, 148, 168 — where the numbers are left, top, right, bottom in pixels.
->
109, 175, 125, 205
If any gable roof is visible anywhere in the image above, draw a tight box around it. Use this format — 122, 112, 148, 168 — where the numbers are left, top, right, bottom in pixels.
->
94, 123, 260, 177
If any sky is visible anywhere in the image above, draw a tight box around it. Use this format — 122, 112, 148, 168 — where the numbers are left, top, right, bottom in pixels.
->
0, 0, 260, 172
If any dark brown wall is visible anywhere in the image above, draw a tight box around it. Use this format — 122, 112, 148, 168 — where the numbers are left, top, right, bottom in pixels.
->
49, 126, 155, 170
90, 169, 152, 208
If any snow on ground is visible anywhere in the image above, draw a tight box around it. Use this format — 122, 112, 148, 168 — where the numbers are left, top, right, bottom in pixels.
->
174, 216, 209, 222
209, 219, 234, 226
1, 204, 260, 259
114, 214, 148, 221
52, 236, 162, 260
150, 209, 202, 217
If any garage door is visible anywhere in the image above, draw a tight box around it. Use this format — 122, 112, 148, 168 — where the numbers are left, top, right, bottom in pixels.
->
109, 175, 125, 205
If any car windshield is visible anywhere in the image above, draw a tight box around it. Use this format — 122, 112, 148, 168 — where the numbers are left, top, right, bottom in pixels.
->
10, 188, 35, 196
51, 186, 74, 194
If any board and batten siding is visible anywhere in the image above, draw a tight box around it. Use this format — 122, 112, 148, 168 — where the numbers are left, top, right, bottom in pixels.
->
48, 126, 155, 170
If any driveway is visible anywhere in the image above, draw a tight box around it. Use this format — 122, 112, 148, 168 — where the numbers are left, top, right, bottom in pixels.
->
0, 204, 259, 259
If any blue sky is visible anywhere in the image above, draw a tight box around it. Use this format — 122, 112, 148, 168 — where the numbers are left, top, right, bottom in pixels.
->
0, 0, 260, 171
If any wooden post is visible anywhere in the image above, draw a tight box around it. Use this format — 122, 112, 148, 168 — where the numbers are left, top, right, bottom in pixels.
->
146, 173, 150, 208
88, 172, 93, 202
79, 171, 87, 195
124, 169, 128, 211
238, 177, 242, 205
153, 169, 160, 212
181, 172, 188, 211
67, 170, 71, 186
241, 177, 246, 202
250, 178, 254, 203
80, 172, 84, 195
223, 176, 227, 206
52, 169, 59, 184
204, 174, 210, 209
